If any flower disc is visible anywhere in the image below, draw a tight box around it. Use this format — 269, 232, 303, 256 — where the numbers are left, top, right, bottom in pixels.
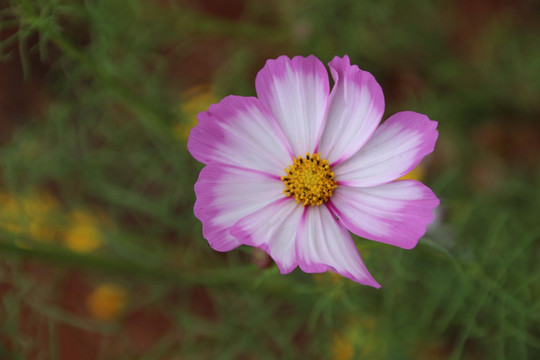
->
281, 153, 337, 206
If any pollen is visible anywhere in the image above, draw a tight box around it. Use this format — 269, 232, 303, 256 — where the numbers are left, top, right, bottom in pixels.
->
281, 153, 338, 207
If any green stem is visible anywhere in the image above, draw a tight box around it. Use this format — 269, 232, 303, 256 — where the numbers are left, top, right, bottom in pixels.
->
0, 240, 311, 298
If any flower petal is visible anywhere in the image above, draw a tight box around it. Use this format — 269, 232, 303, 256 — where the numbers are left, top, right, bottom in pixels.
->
231, 198, 303, 274
188, 95, 293, 175
317, 56, 385, 165
329, 180, 440, 249
295, 205, 380, 287
194, 164, 284, 252
334, 111, 438, 187
255, 55, 330, 156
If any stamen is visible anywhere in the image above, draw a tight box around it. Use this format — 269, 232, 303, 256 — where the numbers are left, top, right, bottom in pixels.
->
282, 153, 337, 207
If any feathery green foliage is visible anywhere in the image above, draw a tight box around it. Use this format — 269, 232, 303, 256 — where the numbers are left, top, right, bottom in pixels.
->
0, 0, 539, 359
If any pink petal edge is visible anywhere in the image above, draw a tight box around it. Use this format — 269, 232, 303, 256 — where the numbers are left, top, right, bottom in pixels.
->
316, 55, 385, 165
329, 180, 440, 250
230, 198, 304, 274
255, 55, 330, 156
194, 163, 284, 252
334, 111, 439, 187
188, 95, 294, 175
296, 205, 381, 287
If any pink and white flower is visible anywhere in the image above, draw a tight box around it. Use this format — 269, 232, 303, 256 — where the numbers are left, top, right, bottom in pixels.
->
188, 55, 439, 288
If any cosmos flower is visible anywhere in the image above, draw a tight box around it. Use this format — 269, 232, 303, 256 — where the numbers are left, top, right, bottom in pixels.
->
188, 55, 439, 287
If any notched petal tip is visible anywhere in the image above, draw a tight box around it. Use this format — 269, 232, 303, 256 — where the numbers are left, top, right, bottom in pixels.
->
331, 180, 440, 250
318, 54, 385, 165
295, 206, 380, 287
193, 164, 285, 253
333, 109, 439, 187
255, 54, 330, 156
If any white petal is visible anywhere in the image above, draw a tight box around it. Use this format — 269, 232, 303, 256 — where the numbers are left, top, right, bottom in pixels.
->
295, 206, 380, 287
329, 180, 440, 249
194, 164, 284, 251
334, 111, 438, 187
317, 56, 384, 165
188, 95, 293, 175
231, 198, 304, 273
255, 55, 330, 155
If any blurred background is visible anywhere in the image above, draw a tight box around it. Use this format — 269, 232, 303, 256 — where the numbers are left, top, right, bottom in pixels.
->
0, 0, 539, 359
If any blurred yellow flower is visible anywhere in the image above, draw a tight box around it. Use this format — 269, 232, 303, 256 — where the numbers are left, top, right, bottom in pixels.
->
398, 164, 426, 181
63, 210, 104, 253
332, 333, 355, 360
0, 191, 59, 244
86, 283, 128, 321
0, 190, 111, 253
330, 315, 380, 360
175, 85, 217, 140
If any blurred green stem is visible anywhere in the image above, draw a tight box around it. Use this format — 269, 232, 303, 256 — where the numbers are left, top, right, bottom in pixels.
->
0, 240, 313, 298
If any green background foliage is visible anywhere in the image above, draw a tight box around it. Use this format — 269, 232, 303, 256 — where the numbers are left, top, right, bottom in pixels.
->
0, 0, 539, 359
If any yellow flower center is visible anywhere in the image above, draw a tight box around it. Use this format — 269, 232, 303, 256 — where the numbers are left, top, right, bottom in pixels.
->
281, 153, 338, 206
